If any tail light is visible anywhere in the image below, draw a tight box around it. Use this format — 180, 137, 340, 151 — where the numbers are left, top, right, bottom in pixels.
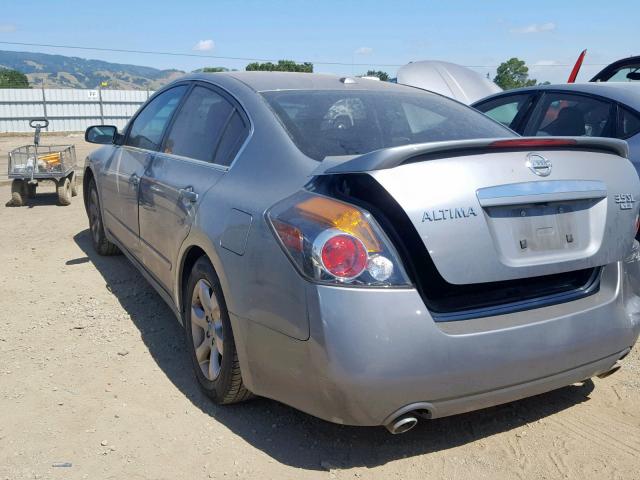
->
267, 191, 410, 286
489, 139, 578, 148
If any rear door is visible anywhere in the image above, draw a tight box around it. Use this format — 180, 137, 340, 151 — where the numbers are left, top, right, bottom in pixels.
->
100, 85, 187, 257
138, 83, 250, 291
524, 91, 616, 138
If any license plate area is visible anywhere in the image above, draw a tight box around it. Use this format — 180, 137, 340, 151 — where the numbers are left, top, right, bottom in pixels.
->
483, 198, 602, 266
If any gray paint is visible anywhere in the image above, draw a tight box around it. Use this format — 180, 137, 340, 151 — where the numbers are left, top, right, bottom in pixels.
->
84, 72, 640, 428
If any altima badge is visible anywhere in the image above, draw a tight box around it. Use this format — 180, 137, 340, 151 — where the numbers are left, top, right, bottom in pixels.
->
422, 207, 477, 222
526, 153, 552, 177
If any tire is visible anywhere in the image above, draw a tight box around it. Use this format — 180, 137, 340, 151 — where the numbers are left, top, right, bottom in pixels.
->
185, 257, 252, 404
27, 183, 37, 199
57, 177, 72, 206
87, 178, 120, 256
10, 180, 25, 207
70, 174, 79, 197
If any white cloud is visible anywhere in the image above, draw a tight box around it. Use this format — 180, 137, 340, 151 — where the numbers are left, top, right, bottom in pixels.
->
354, 47, 373, 56
193, 39, 215, 52
0, 23, 17, 33
510, 22, 556, 34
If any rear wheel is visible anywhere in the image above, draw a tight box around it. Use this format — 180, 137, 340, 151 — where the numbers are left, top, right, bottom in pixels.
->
57, 177, 72, 206
87, 178, 119, 256
10, 180, 26, 206
185, 257, 252, 404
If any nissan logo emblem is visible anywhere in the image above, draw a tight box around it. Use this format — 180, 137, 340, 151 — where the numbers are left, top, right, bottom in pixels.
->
526, 153, 552, 177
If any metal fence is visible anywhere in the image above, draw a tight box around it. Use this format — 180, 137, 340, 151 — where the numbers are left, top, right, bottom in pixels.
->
0, 88, 153, 133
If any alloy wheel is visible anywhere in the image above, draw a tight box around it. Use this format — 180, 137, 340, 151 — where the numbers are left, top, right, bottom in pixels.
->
190, 279, 223, 380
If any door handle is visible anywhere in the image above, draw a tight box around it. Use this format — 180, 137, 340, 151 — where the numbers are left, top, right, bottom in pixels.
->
179, 186, 199, 203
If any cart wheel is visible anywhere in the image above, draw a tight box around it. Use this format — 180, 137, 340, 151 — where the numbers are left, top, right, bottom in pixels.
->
70, 174, 78, 197
10, 180, 25, 207
57, 178, 72, 206
27, 183, 37, 199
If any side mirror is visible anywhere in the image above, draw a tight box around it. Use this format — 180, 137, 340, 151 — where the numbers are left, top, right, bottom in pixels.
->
85, 125, 118, 144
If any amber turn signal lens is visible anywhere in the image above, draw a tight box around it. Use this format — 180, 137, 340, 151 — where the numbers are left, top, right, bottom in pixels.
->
294, 195, 382, 252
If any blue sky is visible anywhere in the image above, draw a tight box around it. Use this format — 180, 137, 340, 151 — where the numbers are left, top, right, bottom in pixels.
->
1, 0, 637, 83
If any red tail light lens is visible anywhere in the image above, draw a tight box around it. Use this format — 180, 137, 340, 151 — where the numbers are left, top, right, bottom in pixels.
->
267, 191, 410, 286
317, 231, 368, 280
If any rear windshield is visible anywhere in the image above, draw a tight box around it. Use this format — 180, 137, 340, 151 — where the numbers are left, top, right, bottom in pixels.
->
262, 89, 513, 160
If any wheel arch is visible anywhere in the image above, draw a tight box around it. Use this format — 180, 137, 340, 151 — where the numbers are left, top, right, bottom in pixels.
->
175, 234, 232, 327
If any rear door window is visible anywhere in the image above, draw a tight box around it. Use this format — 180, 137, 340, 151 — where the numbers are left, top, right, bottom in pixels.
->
525, 92, 615, 137
474, 93, 535, 129
214, 110, 249, 166
163, 86, 234, 163
126, 86, 187, 150
618, 107, 640, 138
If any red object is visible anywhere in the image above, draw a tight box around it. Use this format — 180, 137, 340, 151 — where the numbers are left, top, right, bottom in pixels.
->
568, 49, 587, 83
490, 139, 578, 148
321, 233, 367, 278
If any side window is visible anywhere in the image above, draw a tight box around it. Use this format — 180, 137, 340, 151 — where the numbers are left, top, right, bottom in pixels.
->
214, 111, 248, 166
526, 93, 615, 138
606, 67, 640, 82
163, 86, 234, 163
618, 107, 640, 138
474, 94, 533, 128
126, 86, 187, 150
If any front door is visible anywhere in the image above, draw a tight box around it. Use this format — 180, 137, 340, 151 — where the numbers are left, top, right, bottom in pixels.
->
139, 84, 250, 291
101, 85, 188, 257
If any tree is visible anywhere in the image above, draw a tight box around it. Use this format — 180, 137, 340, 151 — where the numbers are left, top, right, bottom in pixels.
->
0, 68, 29, 88
245, 60, 313, 73
201, 67, 230, 73
493, 58, 536, 90
364, 70, 389, 81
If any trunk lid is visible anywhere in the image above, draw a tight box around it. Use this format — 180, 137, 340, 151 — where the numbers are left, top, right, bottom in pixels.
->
321, 138, 640, 284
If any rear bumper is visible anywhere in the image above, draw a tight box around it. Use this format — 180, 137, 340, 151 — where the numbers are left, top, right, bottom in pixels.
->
231, 261, 640, 426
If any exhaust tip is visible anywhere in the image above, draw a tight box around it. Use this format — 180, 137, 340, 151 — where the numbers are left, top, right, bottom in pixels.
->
386, 414, 418, 435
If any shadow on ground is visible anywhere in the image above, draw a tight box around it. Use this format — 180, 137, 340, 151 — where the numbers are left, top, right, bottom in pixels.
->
73, 228, 595, 471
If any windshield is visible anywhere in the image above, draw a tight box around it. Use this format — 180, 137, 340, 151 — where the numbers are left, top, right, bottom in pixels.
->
262, 89, 514, 160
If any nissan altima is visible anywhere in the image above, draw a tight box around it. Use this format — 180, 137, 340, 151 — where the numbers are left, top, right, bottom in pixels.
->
83, 72, 640, 434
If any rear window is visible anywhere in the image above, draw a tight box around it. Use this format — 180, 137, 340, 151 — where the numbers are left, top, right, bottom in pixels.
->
262, 90, 513, 160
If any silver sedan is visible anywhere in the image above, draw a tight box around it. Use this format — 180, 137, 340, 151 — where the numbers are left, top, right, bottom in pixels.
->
83, 72, 640, 433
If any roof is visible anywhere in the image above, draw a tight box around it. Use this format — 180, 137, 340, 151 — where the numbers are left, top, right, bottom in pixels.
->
185, 71, 421, 93
475, 82, 640, 109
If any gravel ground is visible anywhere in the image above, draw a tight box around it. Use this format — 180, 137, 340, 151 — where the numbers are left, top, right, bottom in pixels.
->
0, 133, 93, 184
0, 182, 639, 480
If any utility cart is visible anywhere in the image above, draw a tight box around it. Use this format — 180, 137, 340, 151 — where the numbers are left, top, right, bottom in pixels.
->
8, 119, 78, 206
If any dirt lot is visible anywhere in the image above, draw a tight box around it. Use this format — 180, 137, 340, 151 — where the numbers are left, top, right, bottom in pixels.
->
0, 133, 93, 183
0, 182, 639, 480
